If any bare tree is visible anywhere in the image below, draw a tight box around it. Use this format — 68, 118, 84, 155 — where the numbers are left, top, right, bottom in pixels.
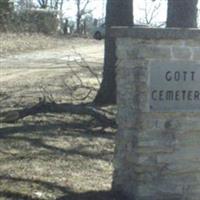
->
135, 0, 165, 27
49, 0, 64, 10
37, 0, 64, 10
167, 0, 198, 28
94, 0, 133, 105
74, 0, 91, 34
37, 0, 48, 8
59, 0, 64, 11
16, 0, 35, 10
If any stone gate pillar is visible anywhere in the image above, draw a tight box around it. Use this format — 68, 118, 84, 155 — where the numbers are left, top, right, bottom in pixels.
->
112, 27, 200, 200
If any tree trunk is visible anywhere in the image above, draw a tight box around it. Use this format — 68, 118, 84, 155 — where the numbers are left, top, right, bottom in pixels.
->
76, 14, 81, 34
76, 0, 81, 34
0, 0, 13, 31
167, 0, 198, 28
94, 0, 133, 105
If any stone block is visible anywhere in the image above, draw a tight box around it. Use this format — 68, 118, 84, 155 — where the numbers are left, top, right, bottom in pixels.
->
113, 27, 200, 200
172, 47, 192, 60
193, 48, 200, 61
127, 45, 171, 60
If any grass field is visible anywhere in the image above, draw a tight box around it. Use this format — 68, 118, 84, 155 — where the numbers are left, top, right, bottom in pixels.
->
0, 33, 117, 200
0, 33, 66, 56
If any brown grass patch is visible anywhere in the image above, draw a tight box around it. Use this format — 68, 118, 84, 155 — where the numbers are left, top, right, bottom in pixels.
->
0, 35, 116, 200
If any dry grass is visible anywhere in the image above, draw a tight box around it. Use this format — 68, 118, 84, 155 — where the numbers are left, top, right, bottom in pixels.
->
0, 34, 118, 200
0, 114, 115, 200
0, 33, 59, 55
0, 33, 71, 56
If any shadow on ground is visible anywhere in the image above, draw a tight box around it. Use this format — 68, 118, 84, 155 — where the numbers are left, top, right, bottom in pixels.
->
0, 190, 127, 200
0, 175, 128, 200
0, 120, 114, 162
58, 191, 128, 200
0, 115, 116, 200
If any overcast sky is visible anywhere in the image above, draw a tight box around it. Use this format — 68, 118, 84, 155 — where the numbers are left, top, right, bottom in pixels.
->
63, 0, 199, 26
63, 0, 167, 22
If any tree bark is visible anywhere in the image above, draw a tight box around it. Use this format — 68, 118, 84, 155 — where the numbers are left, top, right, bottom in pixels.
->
167, 0, 198, 28
94, 0, 133, 105
76, 0, 81, 34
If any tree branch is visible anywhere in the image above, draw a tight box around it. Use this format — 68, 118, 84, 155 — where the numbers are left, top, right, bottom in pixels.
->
1, 101, 116, 128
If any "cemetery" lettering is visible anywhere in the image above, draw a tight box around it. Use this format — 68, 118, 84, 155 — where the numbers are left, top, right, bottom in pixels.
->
152, 90, 200, 101
151, 70, 199, 101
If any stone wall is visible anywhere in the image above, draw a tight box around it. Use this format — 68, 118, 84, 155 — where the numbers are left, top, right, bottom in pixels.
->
112, 27, 200, 200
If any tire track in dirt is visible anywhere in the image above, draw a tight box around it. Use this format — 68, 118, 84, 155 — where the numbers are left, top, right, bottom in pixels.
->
0, 40, 104, 85
0, 40, 104, 107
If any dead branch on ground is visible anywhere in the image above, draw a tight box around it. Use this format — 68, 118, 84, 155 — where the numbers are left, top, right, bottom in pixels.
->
1, 99, 116, 127
1, 50, 116, 128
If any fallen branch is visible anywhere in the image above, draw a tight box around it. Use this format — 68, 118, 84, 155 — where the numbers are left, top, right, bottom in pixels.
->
1, 100, 116, 127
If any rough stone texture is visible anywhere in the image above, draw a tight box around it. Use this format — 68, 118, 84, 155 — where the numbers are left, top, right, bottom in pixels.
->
113, 28, 200, 200
111, 27, 200, 40
193, 48, 200, 60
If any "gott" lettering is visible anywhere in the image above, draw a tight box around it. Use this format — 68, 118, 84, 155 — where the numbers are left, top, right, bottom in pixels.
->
165, 71, 195, 82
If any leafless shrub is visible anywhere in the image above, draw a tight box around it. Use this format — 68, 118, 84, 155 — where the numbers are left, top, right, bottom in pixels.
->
61, 50, 100, 103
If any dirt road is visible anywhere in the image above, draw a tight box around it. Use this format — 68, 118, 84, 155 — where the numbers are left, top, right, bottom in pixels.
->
0, 39, 104, 109
0, 39, 115, 200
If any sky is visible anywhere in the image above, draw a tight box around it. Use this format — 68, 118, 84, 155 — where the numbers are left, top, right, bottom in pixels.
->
63, 0, 199, 26
63, 0, 106, 20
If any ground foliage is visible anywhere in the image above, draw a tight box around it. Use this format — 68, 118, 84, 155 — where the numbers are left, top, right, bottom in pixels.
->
0, 34, 119, 200
0, 33, 67, 56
